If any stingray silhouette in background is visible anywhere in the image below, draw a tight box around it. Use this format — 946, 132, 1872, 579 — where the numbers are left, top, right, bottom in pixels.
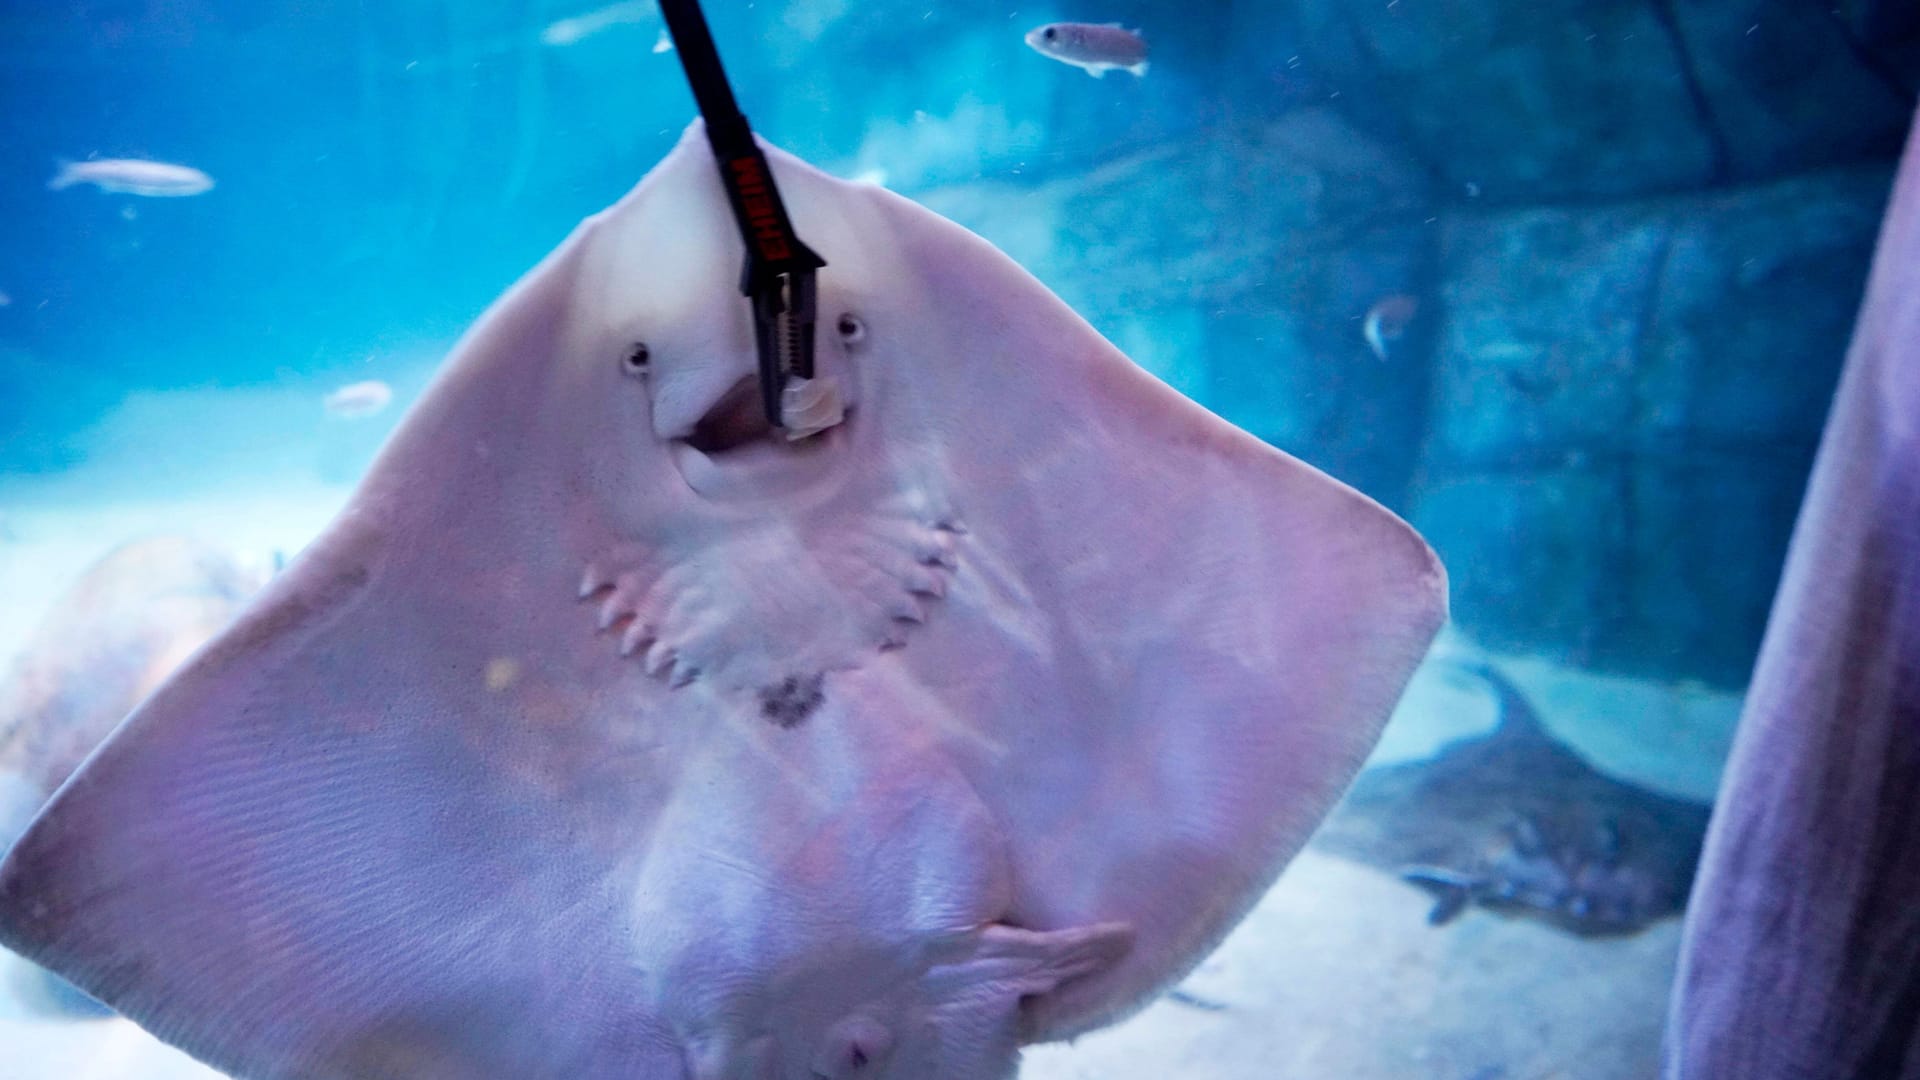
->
0, 126, 1446, 1079
1312, 661, 1711, 938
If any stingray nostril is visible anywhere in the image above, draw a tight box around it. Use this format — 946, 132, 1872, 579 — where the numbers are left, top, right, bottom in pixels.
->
621, 342, 650, 377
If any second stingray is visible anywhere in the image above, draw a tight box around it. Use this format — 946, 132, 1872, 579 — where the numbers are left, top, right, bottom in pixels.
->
1310, 661, 1712, 937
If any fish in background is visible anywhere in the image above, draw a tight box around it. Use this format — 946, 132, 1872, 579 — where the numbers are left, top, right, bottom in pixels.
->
322, 379, 394, 420
47, 158, 214, 197
540, 0, 656, 47
1363, 294, 1420, 362
1024, 22, 1149, 77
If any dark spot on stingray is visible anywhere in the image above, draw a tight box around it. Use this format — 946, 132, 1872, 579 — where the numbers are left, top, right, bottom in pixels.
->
759, 673, 825, 730
1312, 660, 1712, 938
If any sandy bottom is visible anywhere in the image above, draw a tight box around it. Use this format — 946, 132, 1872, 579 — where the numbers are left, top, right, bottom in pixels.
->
0, 383, 1741, 1077
1021, 641, 1733, 1080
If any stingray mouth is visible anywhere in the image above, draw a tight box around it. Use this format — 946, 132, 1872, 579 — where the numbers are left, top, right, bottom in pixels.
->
670, 374, 851, 498
684, 375, 775, 455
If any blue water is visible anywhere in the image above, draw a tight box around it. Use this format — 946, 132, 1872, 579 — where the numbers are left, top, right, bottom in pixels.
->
0, 3, 1223, 408
5, 5, 691, 400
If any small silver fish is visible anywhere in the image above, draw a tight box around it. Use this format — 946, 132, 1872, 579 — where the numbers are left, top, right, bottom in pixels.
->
47, 158, 214, 197
540, 1, 654, 47
1024, 22, 1149, 78
323, 380, 394, 420
1363, 295, 1420, 361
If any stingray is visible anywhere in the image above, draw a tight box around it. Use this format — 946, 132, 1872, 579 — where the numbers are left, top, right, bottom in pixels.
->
0, 124, 1445, 1080
0, 536, 265, 854
0, 536, 264, 1018
1311, 661, 1711, 937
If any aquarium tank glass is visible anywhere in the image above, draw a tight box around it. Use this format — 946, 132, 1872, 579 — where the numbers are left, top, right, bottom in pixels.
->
1, 2, 1917, 1077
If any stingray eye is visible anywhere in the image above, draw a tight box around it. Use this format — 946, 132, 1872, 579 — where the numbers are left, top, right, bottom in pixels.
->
836, 312, 866, 346
621, 342, 650, 377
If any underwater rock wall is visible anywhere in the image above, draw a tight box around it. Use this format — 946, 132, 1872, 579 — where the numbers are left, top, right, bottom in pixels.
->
1419, 166, 1891, 682
898, 1, 1916, 687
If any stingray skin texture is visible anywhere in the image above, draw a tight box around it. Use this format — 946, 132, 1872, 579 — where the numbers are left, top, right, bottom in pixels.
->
0, 124, 1445, 1080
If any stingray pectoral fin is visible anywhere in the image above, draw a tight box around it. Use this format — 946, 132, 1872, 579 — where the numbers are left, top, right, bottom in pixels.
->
1401, 867, 1477, 925
877, 184, 1448, 1041
0, 562, 671, 1076
0, 228, 685, 1079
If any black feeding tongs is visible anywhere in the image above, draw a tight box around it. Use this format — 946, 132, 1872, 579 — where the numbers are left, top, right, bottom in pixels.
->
658, 0, 829, 434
